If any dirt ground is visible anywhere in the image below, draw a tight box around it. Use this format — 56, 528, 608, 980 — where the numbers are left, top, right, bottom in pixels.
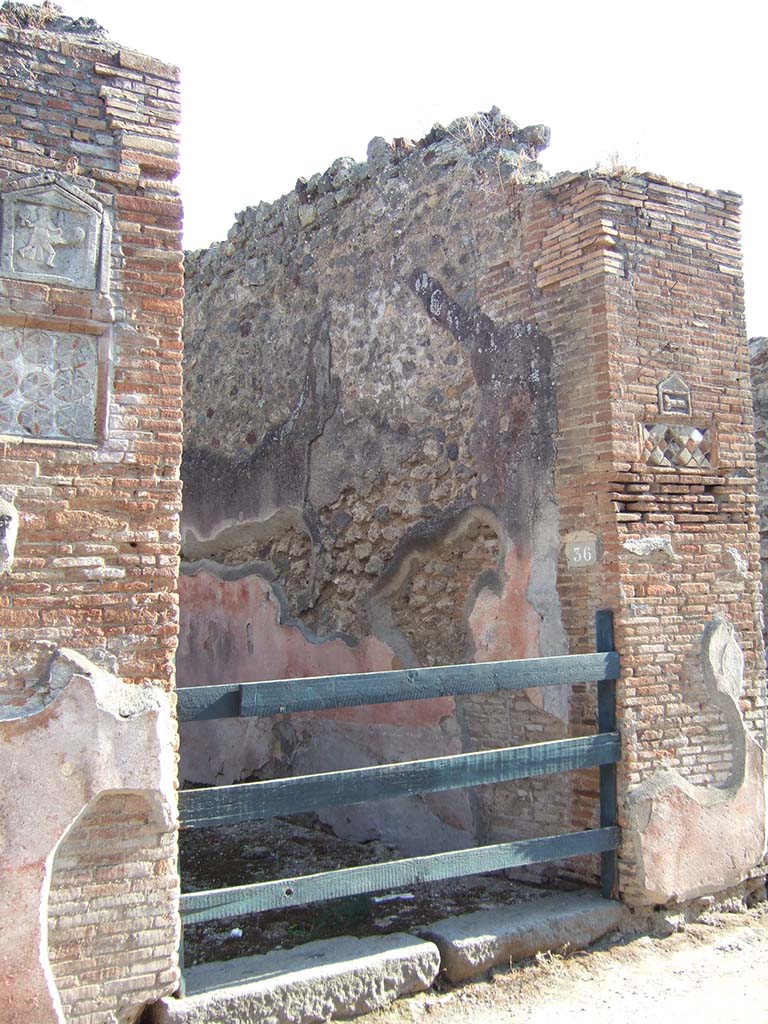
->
180, 817, 553, 965
367, 904, 768, 1024
181, 818, 768, 1023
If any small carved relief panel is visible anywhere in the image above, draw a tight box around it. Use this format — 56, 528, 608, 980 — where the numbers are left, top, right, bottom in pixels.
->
0, 326, 99, 442
657, 373, 691, 416
0, 177, 108, 291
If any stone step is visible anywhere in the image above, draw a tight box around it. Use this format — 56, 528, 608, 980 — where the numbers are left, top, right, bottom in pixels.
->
150, 932, 440, 1024
417, 890, 624, 982
151, 890, 623, 1022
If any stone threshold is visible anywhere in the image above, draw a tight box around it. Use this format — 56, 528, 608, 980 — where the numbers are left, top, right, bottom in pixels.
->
149, 891, 623, 1023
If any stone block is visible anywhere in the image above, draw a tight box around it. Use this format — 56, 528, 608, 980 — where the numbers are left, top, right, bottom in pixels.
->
151, 932, 440, 1024
417, 891, 624, 982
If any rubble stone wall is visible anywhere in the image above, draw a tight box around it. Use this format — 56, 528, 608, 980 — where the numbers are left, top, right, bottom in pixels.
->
181, 114, 573, 856
0, 7, 183, 1022
183, 117, 766, 903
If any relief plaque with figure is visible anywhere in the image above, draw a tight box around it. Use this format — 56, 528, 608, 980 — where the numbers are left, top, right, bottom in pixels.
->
0, 177, 109, 291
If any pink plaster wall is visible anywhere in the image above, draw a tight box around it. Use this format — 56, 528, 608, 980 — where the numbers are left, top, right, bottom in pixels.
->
177, 569, 483, 852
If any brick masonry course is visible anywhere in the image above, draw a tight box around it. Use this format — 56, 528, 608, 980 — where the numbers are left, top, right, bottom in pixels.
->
0, 6, 183, 1022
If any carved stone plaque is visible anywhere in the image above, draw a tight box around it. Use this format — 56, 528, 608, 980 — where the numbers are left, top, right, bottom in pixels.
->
0, 177, 108, 290
0, 326, 98, 442
658, 373, 691, 416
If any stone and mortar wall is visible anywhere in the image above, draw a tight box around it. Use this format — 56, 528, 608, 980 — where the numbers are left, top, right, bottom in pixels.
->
181, 113, 573, 856
183, 114, 766, 904
0, 7, 183, 1022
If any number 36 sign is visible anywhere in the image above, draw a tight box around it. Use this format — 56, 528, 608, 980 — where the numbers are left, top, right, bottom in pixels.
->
564, 533, 600, 569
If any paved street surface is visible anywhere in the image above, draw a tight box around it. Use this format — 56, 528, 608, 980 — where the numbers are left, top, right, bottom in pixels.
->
368, 905, 768, 1024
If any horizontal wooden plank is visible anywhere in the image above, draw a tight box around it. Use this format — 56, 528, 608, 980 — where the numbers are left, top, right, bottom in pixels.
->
180, 732, 620, 829
176, 651, 620, 722
180, 826, 620, 923
176, 686, 240, 722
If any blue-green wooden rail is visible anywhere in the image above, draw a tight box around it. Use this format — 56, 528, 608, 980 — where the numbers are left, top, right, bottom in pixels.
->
180, 827, 620, 923
177, 610, 621, 926
180, 733, 619, 828
176, 651, 620, 722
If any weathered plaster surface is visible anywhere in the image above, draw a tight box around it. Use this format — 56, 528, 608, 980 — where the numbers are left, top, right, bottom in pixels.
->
0, 490, 18, 574
180, 111, 567, 849
627, 618, 766, 904
178, 566, 473, 852
0, 649, 178, 1023
750, 336, 768, 651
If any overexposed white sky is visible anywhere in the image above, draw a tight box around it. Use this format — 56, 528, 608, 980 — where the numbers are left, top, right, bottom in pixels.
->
51, 0, 766, 336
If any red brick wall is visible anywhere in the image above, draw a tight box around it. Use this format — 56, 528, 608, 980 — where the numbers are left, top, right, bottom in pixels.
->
47, 793, 179, 1022
0, 10, 183, 1018
522, 174, 764, 899
601, 176, 763, 899
0, 16, 183, 698
476, 171, 764, 895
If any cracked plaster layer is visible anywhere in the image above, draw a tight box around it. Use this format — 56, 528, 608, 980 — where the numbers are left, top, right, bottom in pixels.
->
180, 111, 569, 851
177, 567, 474, 852
627, 618, 766, 905
0, 649, 178, 1024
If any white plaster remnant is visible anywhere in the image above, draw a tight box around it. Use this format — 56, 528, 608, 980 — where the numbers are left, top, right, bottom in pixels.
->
622, 535, 679, 561
627, 617, 766, 904
0, 175, 110, 291
0, 649, 178, 1023
0, 326, 100, 441
0, 492, 19, 574
726, 545, 749, 578
657, 373, 692, 416
563, 530, 600, 569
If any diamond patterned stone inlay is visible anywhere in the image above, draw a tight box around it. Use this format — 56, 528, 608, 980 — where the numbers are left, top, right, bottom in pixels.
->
0, 326, 97, 441
641, 423, 712, 469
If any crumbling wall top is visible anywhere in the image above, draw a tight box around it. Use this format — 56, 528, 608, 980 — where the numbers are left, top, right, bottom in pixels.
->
0, 1, 180, 81
188, 108, 551, 269
0, 0, 106, 36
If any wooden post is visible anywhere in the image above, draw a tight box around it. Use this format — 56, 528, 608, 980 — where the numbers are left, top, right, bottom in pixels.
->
596, 609, 619, 899
176, 849, 186, 999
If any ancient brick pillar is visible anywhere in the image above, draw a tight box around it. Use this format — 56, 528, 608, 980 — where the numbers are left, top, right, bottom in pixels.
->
0, 7, 183, 1022
531, 174, 767, 906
